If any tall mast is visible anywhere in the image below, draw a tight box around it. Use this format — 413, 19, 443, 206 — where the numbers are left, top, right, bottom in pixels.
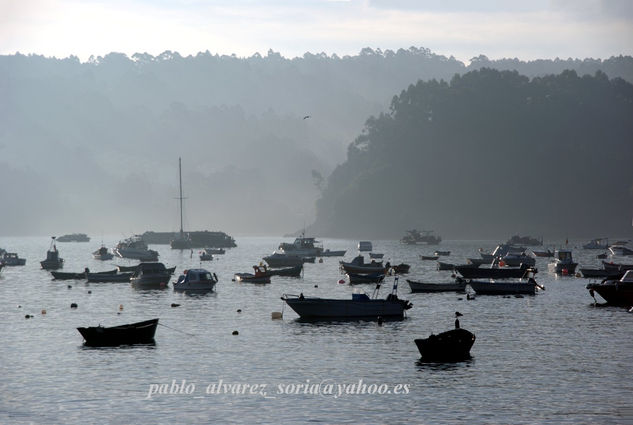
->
178, 157, 184, 236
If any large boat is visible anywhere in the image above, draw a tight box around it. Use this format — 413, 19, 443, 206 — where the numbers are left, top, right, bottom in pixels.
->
401, 230, 441, 245
263, 252, 307, 268
142, 231, 236, 248
506, 235, 542, 246
278, 233, 323, 257
587, 270, 633, 307
281, 278, 412, 320
340, 255, 386, 274
130, 262, 172, 289
173, 268, 217, 291
608, 241, 633, 256
583, 238, 608, 250
57, 233, 90, 242
547, 249, 578, 275
40, 237, 64, 270
234, 265, 271, 284
114, 236, 159, 261
1, 252, 26, 266
77, 318, 159, 347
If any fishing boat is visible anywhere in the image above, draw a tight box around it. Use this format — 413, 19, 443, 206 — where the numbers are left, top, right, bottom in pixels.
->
114, 235, 159, 261
92, 245, 114, 261
468, 277, 542, 295
339, 255, 386, 274
130, 262, 172, 289
346, 272, 386, 284
415, 313, 475, 361
265, 264, 303, 277
401, 230, 441, 245
57, 233, 90, 242
234, 265, 271, 284
1, 252, 26, 266
199, 249, 214, 261
320, 249, 346, 257
77, 318, 159, 347
278, 233, 323, 257
407, 278, 467, 293
587, 270, 633, 307
579, 268, 622, 279
547, 250, 578, 275
281, 277, 412, 320
434, 251, 451, 256
173, 268, 217, 291
420, 255, 439, 261
40, 237, 64, 270
263, 252, 306, 268
455, 264, 534, 279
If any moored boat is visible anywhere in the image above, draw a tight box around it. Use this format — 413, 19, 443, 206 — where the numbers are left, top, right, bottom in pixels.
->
114, 235, 159, 261
586, 270, 633, 307
320, 249, 346, 257
583, 238, 608, 250
346, 272, 386, 284
468, 277, 542, 295
420, 255, 439, 261
130, 262, 171, 289
281, 278, 412, 320
1, 252, 26, 266
40, 237, 64, 270
547, 249, 578, 275
407, 278, 467, 293
77, 318, 159, 347
434, 250, 451, 256
92, 245, 114, 261
579, 268, 622, 279
456, 264, 534, 279
234, 265, 271, 284
415, 313, 475, 361
263, 252, 306, 268
340, 255, 386, 274
87, 272, 133, 283
57, 233, 90, 242
173, 268, 217, 291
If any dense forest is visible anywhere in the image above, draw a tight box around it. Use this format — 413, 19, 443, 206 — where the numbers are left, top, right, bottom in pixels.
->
310, 68, 633, 239
1, 47, 632, 236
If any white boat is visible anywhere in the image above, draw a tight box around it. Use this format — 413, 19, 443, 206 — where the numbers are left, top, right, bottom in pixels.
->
547, 249, 578, 275
92, 245, 114, 261
114, 235, 159, 261
173, 268, 217, 291
468, 278, 541, 295
608, 241, 633, 256
278, 233, 323, 257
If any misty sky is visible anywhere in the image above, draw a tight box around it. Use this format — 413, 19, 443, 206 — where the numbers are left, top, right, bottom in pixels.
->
2, 0, 632, 62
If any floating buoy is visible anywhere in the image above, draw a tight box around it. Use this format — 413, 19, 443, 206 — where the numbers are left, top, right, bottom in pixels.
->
271, 312, 283, 320
67, 285, 72, 289
338, 279, 345, 284
314, 285, 318, 288
499, 260, 505, 267
232, 330, 239, 335
119, 304, 124, 311
237, 309, 242, 313
87, 290, 92, 294
70, 303, 78, 309
171, 303, 180, 308
17, 305, 21, 308
41, 309, 46, 315
25, 314, 32, 319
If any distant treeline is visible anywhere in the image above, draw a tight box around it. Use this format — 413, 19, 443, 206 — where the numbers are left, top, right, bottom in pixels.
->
310, 68, 633, 239
0, 48, 632, 236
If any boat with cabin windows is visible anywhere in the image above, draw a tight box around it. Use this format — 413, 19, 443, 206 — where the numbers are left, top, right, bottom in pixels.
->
547, 249, 578, 275
114, 235, 159, 261
130, 262, 172, 289
278, 233, 323, 257
40, 237, 64, 270
173, 268, 218, 291
1, 252, 26, 266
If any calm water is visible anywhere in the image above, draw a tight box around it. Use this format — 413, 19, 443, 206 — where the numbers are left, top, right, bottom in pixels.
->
1, 237, 632, 424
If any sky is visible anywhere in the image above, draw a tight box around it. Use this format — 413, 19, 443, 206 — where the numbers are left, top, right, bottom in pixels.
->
1, 0, 632, 63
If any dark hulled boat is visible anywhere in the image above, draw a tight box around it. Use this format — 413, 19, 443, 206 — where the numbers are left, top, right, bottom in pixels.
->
456, 264, 534, 279
40, 237, 64, 270
587, 271, 633, 307
77, 318, 159, 347
415, 328, 476, 361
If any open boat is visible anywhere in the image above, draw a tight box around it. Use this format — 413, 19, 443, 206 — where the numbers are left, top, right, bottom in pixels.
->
234, 265, 271, 284
407, 278, 467, 293
77, 318, 159, 347
434, 251, 451, 256
415, 314, 475, 361
468, 277, 542, 295
346, 272, 386, 284
420, 255, 439, 261
173, 269, 217, 291
281, 277, 412, 320
265, 264, 303, 278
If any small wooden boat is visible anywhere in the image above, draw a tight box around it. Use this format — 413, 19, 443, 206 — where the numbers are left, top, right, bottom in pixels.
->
173, 269, 217, 291
434, 251, 451, 256
265, 264, 303, 277
281, 278, 412, 320
320, 249, 346, 257
234, 265, 271, 283
51, 268, 117, 280
420, 255, 439, 261
346, 272, 385, 284
468, 278, 541, 295
437, 262, 455, 271
407, 279, 467, 293
87, 272, 133, 283
369, 253, 384, 259
77, 318, 158, 346
415, 315, 476, 362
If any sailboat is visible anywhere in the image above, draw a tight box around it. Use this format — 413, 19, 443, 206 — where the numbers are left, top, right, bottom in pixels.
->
170, 158, 192, 250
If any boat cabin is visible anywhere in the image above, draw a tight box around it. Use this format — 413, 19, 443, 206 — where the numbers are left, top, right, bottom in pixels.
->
555, 250, 574, 262
358, 241, 373, 252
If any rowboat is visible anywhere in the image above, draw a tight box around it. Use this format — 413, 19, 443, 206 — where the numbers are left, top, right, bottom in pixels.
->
77, 318, 159, 347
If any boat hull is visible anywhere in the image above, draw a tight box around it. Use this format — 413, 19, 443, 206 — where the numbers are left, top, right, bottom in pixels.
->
547, 262, 578, 275
77, 318, 158, 347
407, 280, 466, 293
456, 266, 531, 279
234, 274, 271, 284
415, 328, 476, 361
587, 283, 633, 307
347, 272, 385, 284
283, 298, 407, 319
263, 255, 305, 268
469, 280, 536, 295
